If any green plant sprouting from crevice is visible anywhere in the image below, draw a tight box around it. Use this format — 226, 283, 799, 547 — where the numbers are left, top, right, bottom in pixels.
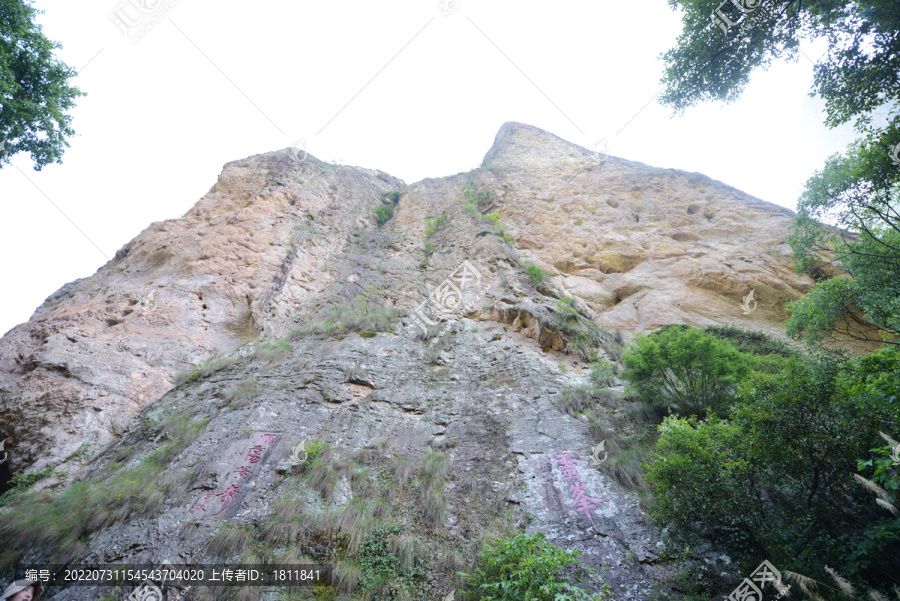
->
0, 412, 210, 569
544, 296, 622, 362
425, 214, 447, 238
288, 297, 402, 341
524, 263, 550, 288
174, 354, 241, 387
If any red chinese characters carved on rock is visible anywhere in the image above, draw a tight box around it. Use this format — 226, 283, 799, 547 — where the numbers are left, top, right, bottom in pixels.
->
190, 433, 280, 516
554, 452, 605, 527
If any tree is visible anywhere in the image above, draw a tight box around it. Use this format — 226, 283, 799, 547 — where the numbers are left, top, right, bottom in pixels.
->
659, 0, 900, 347
620, 325, 751, 417
786, 144, 900, 346
645, 350, 900, 594
0, 0, 84, 170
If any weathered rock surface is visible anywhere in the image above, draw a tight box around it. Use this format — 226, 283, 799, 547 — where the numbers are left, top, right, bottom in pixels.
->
0, 122, 825, 600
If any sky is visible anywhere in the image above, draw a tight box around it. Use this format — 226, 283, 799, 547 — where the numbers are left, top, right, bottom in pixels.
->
0, 0, 858, 338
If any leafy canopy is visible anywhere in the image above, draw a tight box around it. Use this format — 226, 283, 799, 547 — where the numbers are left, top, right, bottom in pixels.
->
0, 0, 85, 170
621, 325, 751, 417
645, 349, 900, 593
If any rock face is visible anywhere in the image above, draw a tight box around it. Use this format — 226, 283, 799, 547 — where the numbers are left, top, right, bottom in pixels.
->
0, 122, 819, 600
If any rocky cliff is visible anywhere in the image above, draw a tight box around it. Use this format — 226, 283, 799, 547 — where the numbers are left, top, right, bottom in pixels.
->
0, 122, 819, 600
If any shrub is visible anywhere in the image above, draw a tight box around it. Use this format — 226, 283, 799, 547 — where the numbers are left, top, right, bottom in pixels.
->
545, 297, 619, 362
0, 414, 210, 568
0, 466, 57, 508
646, 350, 900, 593
381, 190, 402, 203
588, 359, 614, 387
524, 263, 548, 287
621, 326, 751, 417
458, 532, 608, 601
425, 214, 447, 237
373, 204, 394, 226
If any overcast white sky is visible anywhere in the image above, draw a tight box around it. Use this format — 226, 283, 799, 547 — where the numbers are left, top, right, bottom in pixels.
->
0, 0, 857, 337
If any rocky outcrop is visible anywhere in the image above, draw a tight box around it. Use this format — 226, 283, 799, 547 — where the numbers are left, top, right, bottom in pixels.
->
0, 122, 824, 600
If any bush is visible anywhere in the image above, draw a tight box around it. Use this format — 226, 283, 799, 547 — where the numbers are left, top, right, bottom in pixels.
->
588, 359, 614, 387
621, 326, 751, 417
524, 263, 548, 287
458, 532, 608, 601
424, 214, 447, 237
373, 204, 394, 226
645, 350, 900, 593
251, 339, 291, 366
381, 190, 402, 203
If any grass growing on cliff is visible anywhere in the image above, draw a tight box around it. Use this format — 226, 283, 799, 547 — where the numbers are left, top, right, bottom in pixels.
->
0, 413, 209, 568
174, 354, 241, 386
250, 339, 292, 366
287, 297, 402, 341
544, 296, 623, 362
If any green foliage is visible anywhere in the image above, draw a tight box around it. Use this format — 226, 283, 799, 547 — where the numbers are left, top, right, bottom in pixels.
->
703, 325, 796, 358
645, 349, 900, 592
786, 143, 900, 346
659, 2, 900, 136
354, 285, 381, 315
0, 466, 56, 508
424, 214, 447, 237
288, 297, 402, 340
0, 0, 85, 170
0, 413, 209, 567
356, 523, 425, 595
545, 296, 620, 362
587, 358, 614, 387
462, 181, 494, 209
251, 339, 291, 366
174, 355, 240, 386
661, 0, 900, 348
381, 190, 402, 204
221, 378, 263, 410
373, 204, 394, 226
524, 263, 548, 287
621, 326, 751, 417
458, 532, 608, 601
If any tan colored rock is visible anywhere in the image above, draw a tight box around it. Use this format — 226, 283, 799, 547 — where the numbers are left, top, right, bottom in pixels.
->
0, 121, 854, 479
